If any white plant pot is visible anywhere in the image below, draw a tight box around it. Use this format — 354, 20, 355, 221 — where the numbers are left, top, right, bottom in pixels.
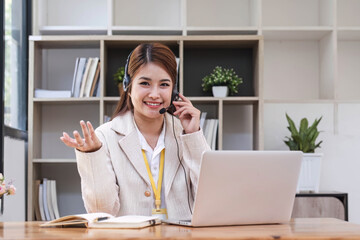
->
297, 153, 323, 193
212, 86, 229, 97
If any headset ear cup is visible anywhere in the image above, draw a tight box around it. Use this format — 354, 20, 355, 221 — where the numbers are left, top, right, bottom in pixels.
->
123, 50, 133, 92
123, 74, 130, 91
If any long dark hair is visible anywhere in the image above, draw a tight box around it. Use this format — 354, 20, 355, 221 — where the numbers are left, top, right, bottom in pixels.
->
112, 43, 177, 119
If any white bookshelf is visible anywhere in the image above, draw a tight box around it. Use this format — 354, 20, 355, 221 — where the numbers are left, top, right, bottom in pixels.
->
28, 35, 263, 220
29, 0, 360, 222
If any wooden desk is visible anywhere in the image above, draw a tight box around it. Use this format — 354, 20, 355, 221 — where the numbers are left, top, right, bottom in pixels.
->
1, 218, 360, 239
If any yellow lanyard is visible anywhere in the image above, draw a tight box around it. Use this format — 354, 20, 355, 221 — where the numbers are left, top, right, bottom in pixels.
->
142, 149, 166, 215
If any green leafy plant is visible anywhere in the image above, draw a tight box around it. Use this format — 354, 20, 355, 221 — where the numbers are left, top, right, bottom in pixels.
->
284, 113, 323, 153
113, 66, 125, 86
202, 66, 243, 95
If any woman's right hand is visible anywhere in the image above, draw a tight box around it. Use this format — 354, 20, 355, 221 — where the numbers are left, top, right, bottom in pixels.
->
60, 120, 102, 152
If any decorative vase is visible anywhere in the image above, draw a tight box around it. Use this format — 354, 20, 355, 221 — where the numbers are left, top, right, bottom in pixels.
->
212, 86, 228, 97
297, 153, 323, 193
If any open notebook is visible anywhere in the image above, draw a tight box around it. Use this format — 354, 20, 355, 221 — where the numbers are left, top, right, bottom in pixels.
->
40, 212, 161, 229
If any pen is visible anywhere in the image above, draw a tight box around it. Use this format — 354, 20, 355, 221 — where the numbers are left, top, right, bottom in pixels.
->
95, 217, 110, 222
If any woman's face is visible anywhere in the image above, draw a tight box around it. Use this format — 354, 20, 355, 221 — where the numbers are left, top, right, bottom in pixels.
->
130, 62, 173, 121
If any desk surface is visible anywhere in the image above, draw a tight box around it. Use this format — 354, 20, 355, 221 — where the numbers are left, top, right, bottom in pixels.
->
1, 218, 360, 239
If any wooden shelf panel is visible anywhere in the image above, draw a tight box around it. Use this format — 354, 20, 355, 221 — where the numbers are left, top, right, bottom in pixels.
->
262, 28, 333, 40
39, 26, 107, 36
33, 97, 101, 103
33, 158, 76, 163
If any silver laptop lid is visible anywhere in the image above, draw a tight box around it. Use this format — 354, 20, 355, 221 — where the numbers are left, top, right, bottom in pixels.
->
191, 151, 302, 227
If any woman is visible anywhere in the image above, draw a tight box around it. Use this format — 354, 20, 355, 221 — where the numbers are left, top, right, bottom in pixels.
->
60, 43, 210, 220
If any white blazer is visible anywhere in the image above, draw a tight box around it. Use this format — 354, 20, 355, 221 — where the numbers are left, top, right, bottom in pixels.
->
75, 111, 210, 220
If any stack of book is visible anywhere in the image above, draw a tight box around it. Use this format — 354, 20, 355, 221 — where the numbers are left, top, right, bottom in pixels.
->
71, 57, 101, 98
34, 178, 60, 221
200, 112, 218, 150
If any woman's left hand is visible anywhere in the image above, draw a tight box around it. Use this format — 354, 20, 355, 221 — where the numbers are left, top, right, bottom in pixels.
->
173, 93, 201, 134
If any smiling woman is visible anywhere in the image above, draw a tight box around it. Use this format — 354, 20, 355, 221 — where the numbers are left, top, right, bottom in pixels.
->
60, 42, 210, 221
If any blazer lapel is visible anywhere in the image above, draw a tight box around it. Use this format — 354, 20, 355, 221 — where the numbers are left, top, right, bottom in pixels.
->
164, 114, 182, 197
118, 131, 151, 187
112, 112, 151, 187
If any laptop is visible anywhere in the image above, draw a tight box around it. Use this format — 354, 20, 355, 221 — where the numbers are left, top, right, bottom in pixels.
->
164, 150, 302, 227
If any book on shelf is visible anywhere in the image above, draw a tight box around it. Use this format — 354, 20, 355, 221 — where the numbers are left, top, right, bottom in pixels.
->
42, 178, 51, 221
46, 179, 56, 220
200, 112, 207, 130
84, 58, 100, 97
211, 119, 219, 150
89, 60, 101, 97
73, 58, 88, 98
34, 89, 71, 98
40, 213, 161, 229
79, 58, 93, 97
71, 57, 80, 97
51, 180, 60, 219
35, 179, 60, 221
203, 119, 218, 150
38, 183, 45, 221
34, 180, 42, 221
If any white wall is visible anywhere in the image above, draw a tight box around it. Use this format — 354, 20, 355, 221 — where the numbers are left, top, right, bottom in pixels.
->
0, 136, 26, 221
264, 103, 360, 223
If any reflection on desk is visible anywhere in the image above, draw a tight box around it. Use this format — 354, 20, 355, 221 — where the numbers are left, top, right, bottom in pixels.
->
1, 218, 360, 239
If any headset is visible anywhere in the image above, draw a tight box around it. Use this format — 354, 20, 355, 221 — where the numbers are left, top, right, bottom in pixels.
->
123, 50, 179, 114
123, 48, 193, 215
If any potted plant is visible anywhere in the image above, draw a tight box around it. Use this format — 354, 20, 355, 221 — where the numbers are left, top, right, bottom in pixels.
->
0, 173, 16, 215
284, 113, 323, 193
202, 66, 243, 97
113, 66, 125, 95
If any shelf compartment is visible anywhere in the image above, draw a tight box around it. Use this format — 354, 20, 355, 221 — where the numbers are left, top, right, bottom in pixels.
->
186, 0, 259, 28
35, 163, 85, 216
36, 0, 107, 32
183, 39, 259, 97
337, 0, 360, 27
113, 0, 181, 28
263, 103, 334, 150
264, 32, 335, 100
337, 40, 360, 100
261, 0, 334, 27
31, 41, 100, 95
193, 102, 220, 150
223, 103, 255, 150
31, 102, 100, 159
104, 40, 179, 97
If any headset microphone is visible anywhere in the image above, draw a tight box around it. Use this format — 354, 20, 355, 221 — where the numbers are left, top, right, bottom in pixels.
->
159, 107, 167, 114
